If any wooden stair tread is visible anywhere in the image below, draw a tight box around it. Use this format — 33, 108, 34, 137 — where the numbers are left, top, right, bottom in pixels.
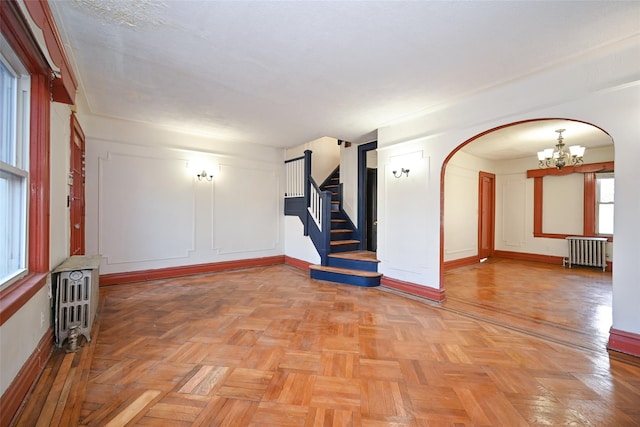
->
331, 229, 352, 233
330, 240, 360, 246
328, 250, 380, 263
331, 219, 347, 223
309, 265, 382, 278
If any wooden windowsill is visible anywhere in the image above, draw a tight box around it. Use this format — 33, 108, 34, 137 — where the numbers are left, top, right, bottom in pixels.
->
0, 272, 48, 326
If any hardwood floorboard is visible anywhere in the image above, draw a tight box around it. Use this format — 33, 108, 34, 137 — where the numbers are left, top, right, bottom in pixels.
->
12, 263, 640, 426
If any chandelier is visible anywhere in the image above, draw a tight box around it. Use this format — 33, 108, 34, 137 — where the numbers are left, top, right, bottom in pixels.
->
537, 129, 585, 170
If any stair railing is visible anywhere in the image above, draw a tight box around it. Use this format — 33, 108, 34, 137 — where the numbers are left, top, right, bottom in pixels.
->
307, 177, 332, 264
284, 149, 332, 265
284, 154, 306, 198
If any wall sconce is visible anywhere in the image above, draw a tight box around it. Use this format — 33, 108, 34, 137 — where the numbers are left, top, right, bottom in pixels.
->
392, 168, 410, 178
196, 170, 214, 181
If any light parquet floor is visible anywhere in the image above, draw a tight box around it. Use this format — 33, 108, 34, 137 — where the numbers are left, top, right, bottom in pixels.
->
13, 263, 640, 426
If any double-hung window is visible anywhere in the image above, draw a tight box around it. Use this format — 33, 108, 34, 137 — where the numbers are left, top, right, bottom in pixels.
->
596, 172, 614, 236
0, 41, 31, 289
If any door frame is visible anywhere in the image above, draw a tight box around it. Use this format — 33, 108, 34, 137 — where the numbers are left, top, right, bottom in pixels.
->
357, 141, 377, 251
477, 171, 496, 259
69, 113, 86, 255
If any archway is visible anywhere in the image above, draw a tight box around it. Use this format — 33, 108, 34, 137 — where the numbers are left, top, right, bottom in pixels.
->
439, 118, 614, 351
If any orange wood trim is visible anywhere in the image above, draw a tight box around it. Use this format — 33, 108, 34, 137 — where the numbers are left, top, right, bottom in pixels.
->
531, 163, 614, 241
29, 74, 51, 274
526, 161, 614, 178
381, 276, 446, 302
608, 328, 640, 358
0, 273, 48, 326
533, 177, 543, 236
440, 119, 612, 290
0, 328, 54, 427
533, 232, 572, 239
583, 172, 596, 236
478, 171, 496, 258
0, 1, 50, 74
23, 0, 77, 104
443, 256, 480, 271
284, 256, 312, 271
99, 256, 286, 286
0, 5, 52, 325
494, 250, 564, 265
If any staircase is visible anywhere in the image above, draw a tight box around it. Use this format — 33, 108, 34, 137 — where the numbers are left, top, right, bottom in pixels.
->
309, 168, 382, 287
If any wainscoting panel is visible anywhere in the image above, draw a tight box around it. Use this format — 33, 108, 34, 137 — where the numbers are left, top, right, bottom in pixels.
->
443, 165, 478, 261
99, 153, 196, 264
500, 176, 527, 247
542, 174, 583, 235
382, 155, 431, 271
213, 165, 280, 254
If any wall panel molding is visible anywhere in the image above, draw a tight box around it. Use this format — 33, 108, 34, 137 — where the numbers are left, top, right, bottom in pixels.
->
98, 152, 196, 265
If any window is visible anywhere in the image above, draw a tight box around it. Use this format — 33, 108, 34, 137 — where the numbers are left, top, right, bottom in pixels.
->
0, 43, 30, 288
596, 173, 614, 235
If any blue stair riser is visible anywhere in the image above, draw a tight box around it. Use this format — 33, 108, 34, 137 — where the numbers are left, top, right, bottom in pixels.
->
331, 232, 353, 240
310, 269, 380, 288
330, 243, 360, 253
327, 257, 378, 272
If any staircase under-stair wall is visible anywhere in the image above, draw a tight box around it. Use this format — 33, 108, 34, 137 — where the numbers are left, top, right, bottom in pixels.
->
284, 152, 381, 287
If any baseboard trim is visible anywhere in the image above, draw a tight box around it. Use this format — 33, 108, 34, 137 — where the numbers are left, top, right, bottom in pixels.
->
0, 328, 54, 427
443, 256, 480, 271
284, 256, 312, 271
99, 256, 285, 286
381, 276, 446, 302
494, 250, 564, 265
608, 328, 640, 358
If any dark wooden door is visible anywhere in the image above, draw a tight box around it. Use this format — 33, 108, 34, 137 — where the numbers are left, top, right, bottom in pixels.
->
70, 114, 86, 255
366, 168, 377, 252
478, 171, 495, 259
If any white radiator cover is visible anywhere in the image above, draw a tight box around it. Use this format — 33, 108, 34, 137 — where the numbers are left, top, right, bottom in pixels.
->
53, 255, 101, 347
565, 237, 608, 272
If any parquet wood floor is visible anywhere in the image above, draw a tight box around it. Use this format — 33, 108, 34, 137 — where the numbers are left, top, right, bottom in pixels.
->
442, 257, 613, 353
13, 263, 640, 426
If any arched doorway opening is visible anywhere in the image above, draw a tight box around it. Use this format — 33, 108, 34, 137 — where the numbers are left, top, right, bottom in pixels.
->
439, 118, 614, 351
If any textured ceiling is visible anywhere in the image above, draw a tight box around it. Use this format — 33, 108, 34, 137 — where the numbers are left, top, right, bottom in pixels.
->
49, 1, 639, 150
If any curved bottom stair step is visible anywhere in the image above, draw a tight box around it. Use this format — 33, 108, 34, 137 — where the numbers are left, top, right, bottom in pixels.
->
310, 265, 382, 287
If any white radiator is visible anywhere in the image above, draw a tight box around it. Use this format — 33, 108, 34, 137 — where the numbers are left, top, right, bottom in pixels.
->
565, 237, 608, 272
53, 255, 101, 348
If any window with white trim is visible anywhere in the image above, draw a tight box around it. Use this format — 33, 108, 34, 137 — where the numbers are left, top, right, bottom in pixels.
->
596, 172, 614, 236
0, 41, 30, 289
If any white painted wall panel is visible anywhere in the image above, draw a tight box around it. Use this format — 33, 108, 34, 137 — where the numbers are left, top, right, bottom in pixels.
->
500, 175, 527, 247
443, 164, 478, 261
50, 103, 72, 268
214, 166, 280, 254
84, 121, 284, 275
284, 216, 321, 264
99, 153, 195, 264
541, 174, 583, 235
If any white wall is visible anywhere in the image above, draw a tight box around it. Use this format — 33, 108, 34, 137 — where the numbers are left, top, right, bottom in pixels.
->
340, 142, 359, 224
283, 216, 321, 265
444, 151, 496, 261
377, 38, 640, 335
378, 140, 437, 286
444, 146, 615, 262
285, 136, 340, 185
0, 102, 71, 397
50, 103, 72, 267
83, 115, 285, 275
